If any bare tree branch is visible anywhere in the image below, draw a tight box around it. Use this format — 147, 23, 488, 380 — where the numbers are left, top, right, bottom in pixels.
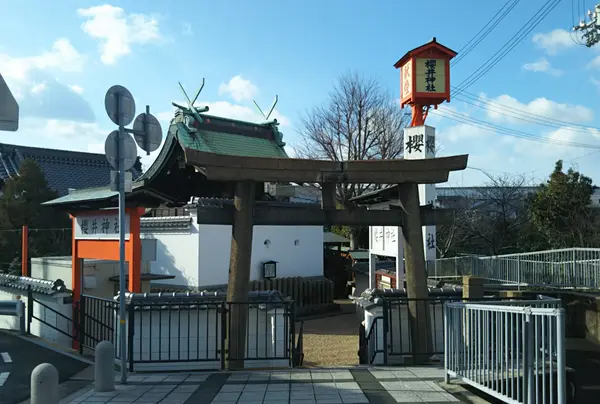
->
293, 72, 409, 248
437, 172, 534, 256
295, 71, 409, 204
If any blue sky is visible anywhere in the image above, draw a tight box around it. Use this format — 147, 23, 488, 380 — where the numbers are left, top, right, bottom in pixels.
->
1, 0, 599, 186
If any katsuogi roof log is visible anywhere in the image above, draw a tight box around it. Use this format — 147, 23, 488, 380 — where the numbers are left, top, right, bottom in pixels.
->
185, 149, 468, 184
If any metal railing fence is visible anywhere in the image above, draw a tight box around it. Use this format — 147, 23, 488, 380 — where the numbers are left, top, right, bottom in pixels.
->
433, 247, 600, 289
444, 301, 566, 404
364, 316, 387, 365
75, 295, 297, 371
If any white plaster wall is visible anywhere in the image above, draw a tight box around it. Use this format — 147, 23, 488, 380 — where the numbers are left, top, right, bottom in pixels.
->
0, 289, 72, 348
31, 257, 152, 300
141, 224, 200, 287
30, 257, 72, 284
196, 225, 324, 287
0, 290, 23, 331
32, 294, 73, 348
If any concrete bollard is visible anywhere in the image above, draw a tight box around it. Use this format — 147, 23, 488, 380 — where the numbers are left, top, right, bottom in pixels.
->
31, 363, 59, 404
95, 341, 115, 392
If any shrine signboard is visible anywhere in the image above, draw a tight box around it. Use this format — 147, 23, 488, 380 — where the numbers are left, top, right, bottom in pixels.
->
74, 211, 131, 240
370, 225, 402, 257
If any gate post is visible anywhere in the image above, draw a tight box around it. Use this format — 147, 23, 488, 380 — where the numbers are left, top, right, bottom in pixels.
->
524, 312, 534, 404
289, 301, 296, 368
26, 285, 32, 334
78, 296, 86, 354
220, 302, 227, 370
382, 299, 389, 365
556, 308, 567, 404
127, 302, 135, 372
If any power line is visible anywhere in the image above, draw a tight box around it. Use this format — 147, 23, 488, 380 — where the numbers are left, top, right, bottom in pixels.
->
447, 92, 600, 133
452, 0, 522, 66
453, 0, 563, 96
432, 108, 600, 148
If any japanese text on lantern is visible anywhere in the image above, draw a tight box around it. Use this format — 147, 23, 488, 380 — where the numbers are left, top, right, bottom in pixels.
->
75, 212, 131, 240
415, 58, 446, 93
401, 62, 412, 100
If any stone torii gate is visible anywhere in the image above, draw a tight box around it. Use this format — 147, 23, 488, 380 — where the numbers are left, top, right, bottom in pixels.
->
190, 149, 468, 368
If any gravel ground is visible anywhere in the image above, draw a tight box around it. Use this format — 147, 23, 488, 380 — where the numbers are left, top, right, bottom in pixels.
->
297, 304, 359, 368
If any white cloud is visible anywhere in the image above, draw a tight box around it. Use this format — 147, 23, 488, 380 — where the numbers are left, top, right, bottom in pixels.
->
77, 5, 162, 65
38, 118, 106, 140
438, 122, 492, 144
218, 75, 259, 102
523, 58, 563, 76
0, 40, 93, 122
483, 94, 593, 124
69, 84, 84, 94
0, 38, 85, 83
532, 29, 576, 55
0, 117, 108, 155
30, 83, 47, 95
508, 126, 600, 161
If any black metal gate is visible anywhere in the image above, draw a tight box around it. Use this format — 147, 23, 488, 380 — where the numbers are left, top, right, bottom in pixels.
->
75, 295, 299, 370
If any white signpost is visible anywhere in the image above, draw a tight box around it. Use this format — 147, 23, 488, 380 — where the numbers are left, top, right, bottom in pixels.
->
0, 73, 19, 132
368, 224, 404, 289
367, 125, 438, 290
404, 125, 438, 266
103, 84, 163, 384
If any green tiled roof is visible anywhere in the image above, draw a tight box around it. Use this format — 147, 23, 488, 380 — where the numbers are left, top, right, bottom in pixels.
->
173, 113, 288, 159
43, 110, 289, 207
42, 184, 141, 206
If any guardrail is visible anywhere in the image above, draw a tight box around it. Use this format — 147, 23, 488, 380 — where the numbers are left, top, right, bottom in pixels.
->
0, 300, 25, 334
444, 301, 566, 404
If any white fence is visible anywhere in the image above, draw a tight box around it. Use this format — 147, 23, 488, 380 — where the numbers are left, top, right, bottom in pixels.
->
445, 301, 566, 404
433, 247, 600, 289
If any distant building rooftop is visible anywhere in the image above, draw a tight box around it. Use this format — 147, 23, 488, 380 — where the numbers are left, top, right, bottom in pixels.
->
0, 143, 142, 197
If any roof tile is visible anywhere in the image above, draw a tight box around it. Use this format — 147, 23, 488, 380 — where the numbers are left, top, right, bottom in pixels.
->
0, 143, 143, 196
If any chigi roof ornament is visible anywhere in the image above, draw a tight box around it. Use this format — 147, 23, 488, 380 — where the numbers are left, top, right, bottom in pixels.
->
253, 95, 286, 148
173, 79, 209, 132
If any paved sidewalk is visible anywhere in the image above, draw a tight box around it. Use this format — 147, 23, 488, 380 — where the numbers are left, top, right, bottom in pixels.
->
59, 367, 461, 404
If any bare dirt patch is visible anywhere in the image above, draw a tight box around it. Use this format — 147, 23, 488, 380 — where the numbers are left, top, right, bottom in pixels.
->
297, 306, 359, 367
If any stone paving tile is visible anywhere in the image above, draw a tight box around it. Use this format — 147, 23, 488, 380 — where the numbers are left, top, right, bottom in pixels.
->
60, 367, 461, 404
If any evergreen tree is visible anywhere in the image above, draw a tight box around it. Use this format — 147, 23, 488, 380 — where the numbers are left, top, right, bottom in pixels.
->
0, 160, 70, 274
529, 160, 597, 248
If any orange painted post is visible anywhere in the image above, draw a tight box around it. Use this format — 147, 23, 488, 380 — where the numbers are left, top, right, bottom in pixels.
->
21, 225, 28, 277
70, 215, 82, 351
71, 216, 82, 304
126, 208, 142, 293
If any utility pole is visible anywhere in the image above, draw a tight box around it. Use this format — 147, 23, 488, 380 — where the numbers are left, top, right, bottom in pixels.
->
573, 4, 600, 47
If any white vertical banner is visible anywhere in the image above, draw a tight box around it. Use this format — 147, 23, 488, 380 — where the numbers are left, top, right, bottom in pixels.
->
403, 125, 437, 264
368, 208, 404, 289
